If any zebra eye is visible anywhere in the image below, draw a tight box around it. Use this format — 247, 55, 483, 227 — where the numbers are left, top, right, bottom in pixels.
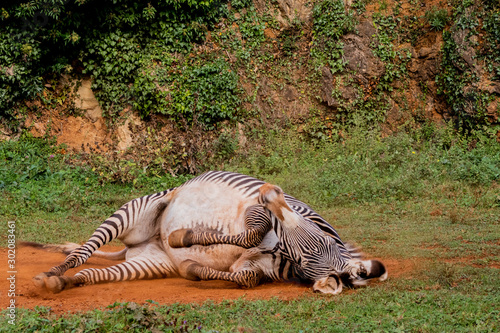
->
358, 263, 367, 278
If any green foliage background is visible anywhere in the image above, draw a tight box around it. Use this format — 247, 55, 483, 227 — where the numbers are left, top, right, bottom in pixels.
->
1, 0, 499, 132
0, 0, 237, 127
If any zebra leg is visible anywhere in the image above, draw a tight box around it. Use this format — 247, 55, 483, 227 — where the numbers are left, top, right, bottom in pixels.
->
33, 189, 175, 287
169, 205, 271, 249
178, 259, 263, 288
42, 244, 176, 293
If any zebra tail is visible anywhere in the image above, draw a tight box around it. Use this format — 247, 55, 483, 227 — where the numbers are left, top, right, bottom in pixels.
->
19, 241, 127, 261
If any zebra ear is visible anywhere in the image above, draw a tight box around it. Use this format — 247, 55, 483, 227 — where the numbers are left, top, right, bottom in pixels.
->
361, 260, 388, 281
312, 275, 343, 295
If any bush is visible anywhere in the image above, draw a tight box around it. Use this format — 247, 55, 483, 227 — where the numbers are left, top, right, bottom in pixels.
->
0, 0, 231, 127
425, 7, 449, 31
226, 127, 500, 207
436, 31, 492, 134
158, 57, 241, 127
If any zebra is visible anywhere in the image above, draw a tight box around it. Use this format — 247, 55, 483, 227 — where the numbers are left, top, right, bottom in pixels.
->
30, 171, 387, 295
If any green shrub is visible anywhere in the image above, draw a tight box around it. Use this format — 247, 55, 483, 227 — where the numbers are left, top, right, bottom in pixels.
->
227, 127, 500, 207
436, 31, 494, 134
157, 57, 241, 127
0, 134, 95, 215
425, 7, 449, 31
0, 0, 230, 127
82, 31, 141, 118
0, 134, 65, 189
311, 0, 357, 73
372, 13, 411, 89
0, 134, 192, 219
0, 30, 44, 116
482, 9, 500, 78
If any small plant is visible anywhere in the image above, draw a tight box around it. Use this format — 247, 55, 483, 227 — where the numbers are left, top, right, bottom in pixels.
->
105, 302, 202, 332
238, 8, 266, 51
482, 9, 500, 78
301, 111, 337, 146
425, 262, 458, 288
425, 7, 449, 31
448, 209, 463, 224
372, 12, 412, 90
231, 0, 253, 10
280, 29, 300, 57
379, 0, 388, 11
213, 130, 239, 160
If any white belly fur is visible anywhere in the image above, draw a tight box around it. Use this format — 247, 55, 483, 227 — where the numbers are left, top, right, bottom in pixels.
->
161, 181, 258, 271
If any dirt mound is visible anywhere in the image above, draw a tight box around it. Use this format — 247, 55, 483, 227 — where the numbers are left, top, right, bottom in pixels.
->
1, 246, 403, 314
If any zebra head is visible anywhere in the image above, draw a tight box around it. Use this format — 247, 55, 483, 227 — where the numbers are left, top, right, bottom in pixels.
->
345, 258, 388, 284
310, 259, 387, 295
258, 183, 388, 295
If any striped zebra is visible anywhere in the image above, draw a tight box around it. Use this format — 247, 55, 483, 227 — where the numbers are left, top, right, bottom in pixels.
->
30, 171, 387, 295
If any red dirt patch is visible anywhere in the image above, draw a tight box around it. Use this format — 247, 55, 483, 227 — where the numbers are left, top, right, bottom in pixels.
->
1, 246, 409, 314
1, 246, 309, 314
382, 257, 417, 278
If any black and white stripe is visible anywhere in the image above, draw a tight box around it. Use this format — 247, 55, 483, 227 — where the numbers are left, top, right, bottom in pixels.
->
47, 189, 174, 277
34, 170, 374, 294
182, 171, 352, 260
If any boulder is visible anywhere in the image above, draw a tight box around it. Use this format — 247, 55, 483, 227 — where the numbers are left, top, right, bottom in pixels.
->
254, 0, 312, 28
343, 33, 385, 79
75, 79, 103, 123
116, 112, 143, 151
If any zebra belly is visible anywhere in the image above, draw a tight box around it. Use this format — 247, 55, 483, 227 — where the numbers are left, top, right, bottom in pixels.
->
160, 180, 258, 271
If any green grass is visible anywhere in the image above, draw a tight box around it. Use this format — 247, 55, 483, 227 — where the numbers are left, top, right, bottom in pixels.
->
1, 127, 499, 331
0, 134, 191, 244
3, 282, 499, 332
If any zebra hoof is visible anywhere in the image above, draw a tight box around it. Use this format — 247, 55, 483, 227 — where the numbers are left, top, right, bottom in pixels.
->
168, 229, 194, 248
313, 275, 343, 295
45, 276, 71, 294
179, 259, 201, 281
33, 272, 53, 289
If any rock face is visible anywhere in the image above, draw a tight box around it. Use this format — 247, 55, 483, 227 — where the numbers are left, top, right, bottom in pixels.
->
7, 0, 499, 152
24, 78, 111, 151
407, 32, 441, 84
451, 28, 476, 69
75, 80, 103, 123
320, 67, 336, 107
255, 0, 312, 28
116, 113, 143, 151
320, 67, 358, 108
24, 78, 147, 152
343, 20, 385, 80
320, 18, 384, 109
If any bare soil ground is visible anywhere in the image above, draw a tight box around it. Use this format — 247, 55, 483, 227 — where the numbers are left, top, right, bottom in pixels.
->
1, 246, 409, 314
